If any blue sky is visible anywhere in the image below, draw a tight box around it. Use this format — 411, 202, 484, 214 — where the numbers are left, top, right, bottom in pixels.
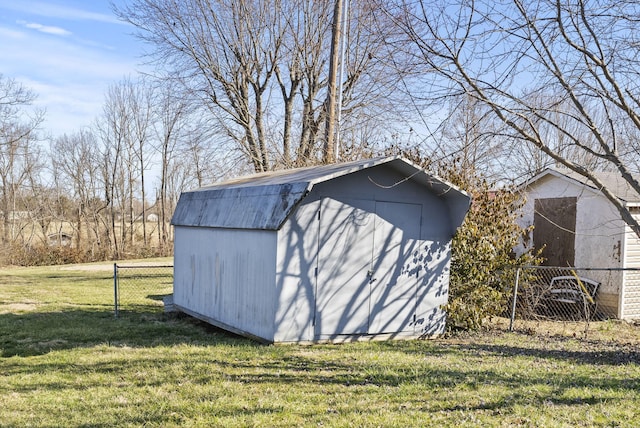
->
0, 0, 145, 137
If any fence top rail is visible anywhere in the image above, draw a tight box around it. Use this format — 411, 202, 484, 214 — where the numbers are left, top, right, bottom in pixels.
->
115, 264, 174, 269
518, 266, 640, 272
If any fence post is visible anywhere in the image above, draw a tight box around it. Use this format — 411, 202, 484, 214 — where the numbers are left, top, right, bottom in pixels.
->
113, 263, 119, 319
509, 267, 521, 331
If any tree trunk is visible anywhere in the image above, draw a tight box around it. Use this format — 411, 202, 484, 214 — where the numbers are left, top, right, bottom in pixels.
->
323, 0, 343, 164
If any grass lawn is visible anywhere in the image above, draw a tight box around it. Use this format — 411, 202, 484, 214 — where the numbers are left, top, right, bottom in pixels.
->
1, 264, 640, 427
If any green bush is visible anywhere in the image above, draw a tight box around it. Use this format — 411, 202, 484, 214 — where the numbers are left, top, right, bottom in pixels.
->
443, 170, 541, 331
383, 147, 541, 331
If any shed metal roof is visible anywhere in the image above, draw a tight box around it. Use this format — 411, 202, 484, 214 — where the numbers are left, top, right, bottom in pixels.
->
524, 168, 640, 204
171, 156, 470, 230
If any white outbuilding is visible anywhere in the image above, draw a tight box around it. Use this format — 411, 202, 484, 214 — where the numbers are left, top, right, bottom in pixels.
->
517, 168, 640, 319
170, 157, 470, 343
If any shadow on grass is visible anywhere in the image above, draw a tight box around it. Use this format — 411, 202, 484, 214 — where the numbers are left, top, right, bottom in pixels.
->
40, 273, 114, 281
0, 308, 252, 358
462, 341, 640, 366
4, 315, 639, 398
3, 308, 640, 427
206, 348, 640, 391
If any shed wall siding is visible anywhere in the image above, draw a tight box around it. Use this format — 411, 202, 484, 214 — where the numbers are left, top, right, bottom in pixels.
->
274, 199, 321, 342
623, 216, 640, 319
309, 168, 451, 337
173, 226, 277, 340
274, 166, 453, 341
414, 240, 451, 336
311, 165, 452, 240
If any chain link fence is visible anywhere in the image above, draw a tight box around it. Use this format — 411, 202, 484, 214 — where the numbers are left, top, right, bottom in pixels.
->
507, 266, 630, 336
113, 264, 173, 317
111, 263, 632, 336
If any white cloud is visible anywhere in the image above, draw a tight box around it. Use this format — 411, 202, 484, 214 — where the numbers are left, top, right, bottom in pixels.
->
0, 1, 146, 136
1, 28, 141, 135
0, 1, 125, 25
2, 28, 134, 79
18, 20, 72, 36
0, 26, 25, 40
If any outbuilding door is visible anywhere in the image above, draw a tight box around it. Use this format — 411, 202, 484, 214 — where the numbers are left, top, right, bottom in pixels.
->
533, 197, 577, 266
368, 201, 422, 334
314, 198, 422, 338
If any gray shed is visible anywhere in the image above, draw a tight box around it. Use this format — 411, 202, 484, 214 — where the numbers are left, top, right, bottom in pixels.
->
517, 168, 640, 319
170, 156, 470, 343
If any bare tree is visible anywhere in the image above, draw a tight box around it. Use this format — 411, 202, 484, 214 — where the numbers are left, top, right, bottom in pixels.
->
150, 76, 225, 250
389, 0, 640, 236
96, 81, 131, 258
0, 126, 43, 245
152, 80, 188, 251
128, 78, 154, 246
51, 129, 104, 253
430, 95, 507, 182
0, 75, 42, 149
116, 0, 416, 171
0, 75, 43, 244
96, 77, 158, 257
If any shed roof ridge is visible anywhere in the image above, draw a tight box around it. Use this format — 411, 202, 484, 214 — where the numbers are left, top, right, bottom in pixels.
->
194, 182, 306, 195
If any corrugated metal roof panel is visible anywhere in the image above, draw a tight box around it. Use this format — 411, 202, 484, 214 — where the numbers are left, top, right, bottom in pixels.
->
172, 182, 310, 230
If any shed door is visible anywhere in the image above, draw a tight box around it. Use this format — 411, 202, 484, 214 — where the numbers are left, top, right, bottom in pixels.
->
314, 198, 422, 338
368, 202, 422, 334
533, 197, 576, 266
314, 198, 375, 337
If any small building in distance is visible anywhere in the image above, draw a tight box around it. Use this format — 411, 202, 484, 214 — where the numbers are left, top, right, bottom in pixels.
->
517, 168, 640, 319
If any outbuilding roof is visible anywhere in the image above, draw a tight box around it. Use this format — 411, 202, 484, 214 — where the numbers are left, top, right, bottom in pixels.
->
171, 156, 471, 230
523, 168, 640, 205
